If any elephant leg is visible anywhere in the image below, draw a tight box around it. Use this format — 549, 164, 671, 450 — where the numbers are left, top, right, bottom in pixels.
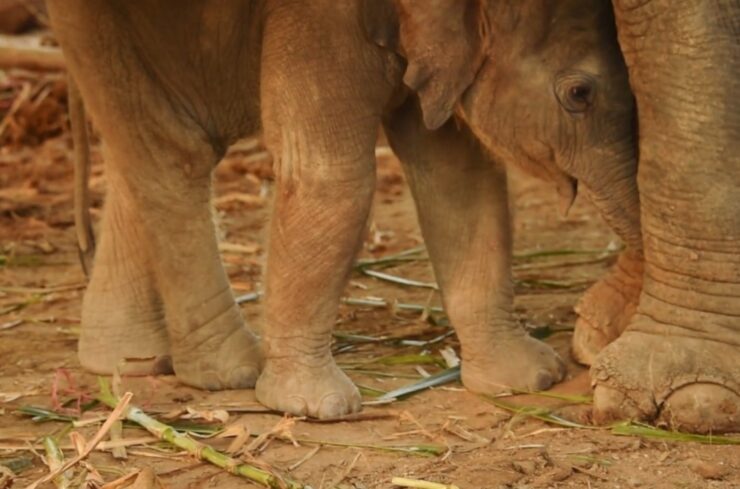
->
79, 175, 171, 376
100, 148, 260, 391
254, 3, 393, 419
592, 0, 740, 433
47, 0, 260, 389
384, 99, 565, 394
571, 249, 643, 365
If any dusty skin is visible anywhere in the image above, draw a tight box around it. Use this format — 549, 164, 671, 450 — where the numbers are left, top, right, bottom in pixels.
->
0, 136, 738, 488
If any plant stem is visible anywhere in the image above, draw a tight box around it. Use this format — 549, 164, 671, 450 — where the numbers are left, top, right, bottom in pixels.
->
96, 378, 306, 489
42, 437, 70, 489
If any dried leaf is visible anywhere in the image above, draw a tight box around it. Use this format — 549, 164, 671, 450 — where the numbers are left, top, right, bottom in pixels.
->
182, 407, 230, 424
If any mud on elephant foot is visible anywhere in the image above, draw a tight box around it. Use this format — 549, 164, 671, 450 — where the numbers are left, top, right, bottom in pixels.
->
572, 250, 643, 366
256, 356, 361, 420
461, 333, 566, 395
591, 322, 740, 433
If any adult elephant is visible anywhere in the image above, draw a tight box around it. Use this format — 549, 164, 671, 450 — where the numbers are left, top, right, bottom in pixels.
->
591, 0, 740, 433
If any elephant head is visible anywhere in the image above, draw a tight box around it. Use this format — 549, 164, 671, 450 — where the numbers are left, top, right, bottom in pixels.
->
366, 0, 642, 250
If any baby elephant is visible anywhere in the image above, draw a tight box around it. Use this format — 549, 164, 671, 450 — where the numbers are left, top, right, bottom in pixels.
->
48, 0, 641, 418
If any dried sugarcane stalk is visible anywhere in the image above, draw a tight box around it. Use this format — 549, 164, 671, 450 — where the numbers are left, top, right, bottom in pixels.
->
96, 378, 307, 489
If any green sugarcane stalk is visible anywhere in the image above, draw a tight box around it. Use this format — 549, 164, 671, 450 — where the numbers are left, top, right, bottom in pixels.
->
97, 378, 307, 489
42, 437, 70, 489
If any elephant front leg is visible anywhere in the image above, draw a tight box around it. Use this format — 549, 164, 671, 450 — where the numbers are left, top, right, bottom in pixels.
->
571, 249, 643, 365
384, 100, 565, 395
255, 138, 376, 419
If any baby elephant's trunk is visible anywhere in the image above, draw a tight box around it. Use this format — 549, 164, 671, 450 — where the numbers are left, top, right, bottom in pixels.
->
580, 145, 642, 252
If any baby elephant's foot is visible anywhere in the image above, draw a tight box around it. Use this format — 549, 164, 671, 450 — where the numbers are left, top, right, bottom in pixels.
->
256, 355, 361, 419
171, 293, 261, 390
591, 323, 740, 433
572, 250, 643, 365
462, 334, 566, 395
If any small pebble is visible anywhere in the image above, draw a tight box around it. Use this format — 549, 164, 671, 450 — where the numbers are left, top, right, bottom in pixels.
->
512, 460, 537, 475
687, 458, 728, 480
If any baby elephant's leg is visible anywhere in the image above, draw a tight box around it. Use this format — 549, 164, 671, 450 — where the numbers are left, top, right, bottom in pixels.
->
47, 0, 260, 388
255, 5, 392, 419
384, 100, 565, 394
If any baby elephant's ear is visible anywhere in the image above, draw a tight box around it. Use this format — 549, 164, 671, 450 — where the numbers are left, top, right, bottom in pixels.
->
397, 0, 488, 130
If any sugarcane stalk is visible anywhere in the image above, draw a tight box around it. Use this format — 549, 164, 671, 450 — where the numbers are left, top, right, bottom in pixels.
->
96, 378, 306, 489
42, 437, 70, 489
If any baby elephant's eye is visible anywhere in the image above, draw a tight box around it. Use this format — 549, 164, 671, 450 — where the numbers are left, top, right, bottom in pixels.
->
569, 85, 591, 103
555, 73, 597, 115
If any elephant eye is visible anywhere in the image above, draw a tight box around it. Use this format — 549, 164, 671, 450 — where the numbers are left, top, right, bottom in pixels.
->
569, 85, 591, 103
555, 73, 597, 115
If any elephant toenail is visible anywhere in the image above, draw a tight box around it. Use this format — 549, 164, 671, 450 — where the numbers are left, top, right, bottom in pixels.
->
318, 393, 348, 419
152, 355, 174, 375
227, 366, 259, 389
534, 370, 554, 391
285, 396, 309, 417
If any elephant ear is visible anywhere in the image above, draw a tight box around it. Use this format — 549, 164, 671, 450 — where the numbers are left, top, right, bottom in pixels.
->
397, 0, 488, 129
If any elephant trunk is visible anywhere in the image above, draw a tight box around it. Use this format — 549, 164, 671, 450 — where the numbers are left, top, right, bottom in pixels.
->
576, 142, 642, 252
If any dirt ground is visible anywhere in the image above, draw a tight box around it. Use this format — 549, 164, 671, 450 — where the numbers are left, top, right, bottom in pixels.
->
1, 118, 739, 487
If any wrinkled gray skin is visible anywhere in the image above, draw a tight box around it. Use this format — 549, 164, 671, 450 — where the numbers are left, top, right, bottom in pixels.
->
47, 0, 704, 426
591, 0, 740, 433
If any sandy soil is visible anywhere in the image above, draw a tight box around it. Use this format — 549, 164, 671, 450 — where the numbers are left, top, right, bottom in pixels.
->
0, 132, 738, 488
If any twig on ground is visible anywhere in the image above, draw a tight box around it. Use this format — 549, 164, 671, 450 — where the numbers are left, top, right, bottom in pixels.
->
391, 477, 460, 489
288, 446, 320, 471
326, 451, 362, 488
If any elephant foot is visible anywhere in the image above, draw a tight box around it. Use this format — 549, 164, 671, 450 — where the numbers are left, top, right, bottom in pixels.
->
79, 272, 173, 376
462, 334, 566, 394
572, 250, 643, 366
171, 294, 262, 390
256, 353, 361, 419
591, 324, 740, 433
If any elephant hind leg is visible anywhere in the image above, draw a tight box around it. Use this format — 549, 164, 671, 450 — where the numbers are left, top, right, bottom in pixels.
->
84, 132, 261, 389
47, 1, 261, 388
79, 181, 171, 376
